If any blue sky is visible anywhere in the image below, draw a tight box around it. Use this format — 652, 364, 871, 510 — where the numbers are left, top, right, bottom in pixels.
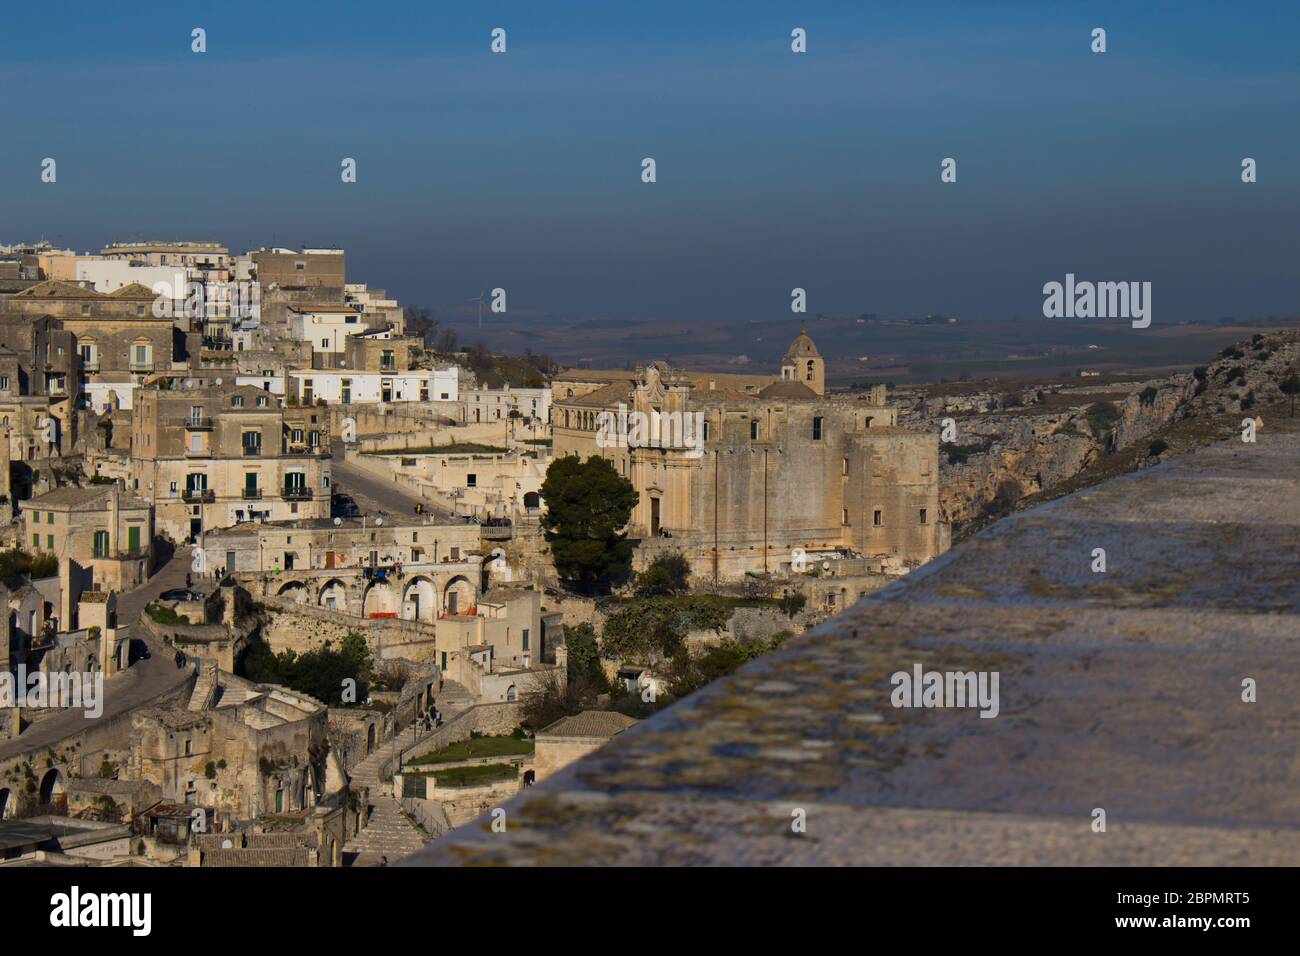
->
1, 1, 1296, 324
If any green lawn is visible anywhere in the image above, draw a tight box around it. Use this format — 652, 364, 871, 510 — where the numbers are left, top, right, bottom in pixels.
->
407, 733, 534, 766
429, 762, 519, 788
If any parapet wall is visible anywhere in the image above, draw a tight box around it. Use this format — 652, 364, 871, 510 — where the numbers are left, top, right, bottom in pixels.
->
405, 422, 1300, 866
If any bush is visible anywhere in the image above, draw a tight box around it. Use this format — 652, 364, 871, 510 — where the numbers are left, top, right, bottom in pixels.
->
205, 761, 217, 779
239, 631, 372, 706
600, 595, 732, 664
778, 592, 806, 617
634, 553, 691, 597
563, 622, 607, 691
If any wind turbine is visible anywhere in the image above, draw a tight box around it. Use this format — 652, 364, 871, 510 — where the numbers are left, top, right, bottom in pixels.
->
466, 288, 486, 329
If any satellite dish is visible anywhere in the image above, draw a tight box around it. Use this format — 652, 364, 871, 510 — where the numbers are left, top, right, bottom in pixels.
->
822, 561, 831, 571
333, 517, 342, 526
375, 517, 384, 526
214, 377, 223, 386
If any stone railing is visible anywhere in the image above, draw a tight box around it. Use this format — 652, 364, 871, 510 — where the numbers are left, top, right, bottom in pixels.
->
404, 423, 1300, 866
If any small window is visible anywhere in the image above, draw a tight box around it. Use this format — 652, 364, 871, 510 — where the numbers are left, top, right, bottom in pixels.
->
522, 629, 530, 651
231, 396, 244, 407
873, 509, 883, 527
812, 417, 823, 441
919, 508, 928, 525
842, 508, 849, 525
750, 420, 759, 440
467, 474, 477, 488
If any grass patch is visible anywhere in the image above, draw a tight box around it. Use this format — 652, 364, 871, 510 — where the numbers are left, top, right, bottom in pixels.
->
428, 762, 519, 788
365, 443, 508, 456
146, 602, 190, 626
407, 732, 533, 766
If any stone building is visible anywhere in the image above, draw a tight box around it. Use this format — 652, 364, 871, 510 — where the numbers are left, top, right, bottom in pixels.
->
533, 711, 638, 783
130, 383, 332, 541
128, 668, 346, 824
551, 330, 949, 581
19, 485, 153, 591
251, 248, 346, 291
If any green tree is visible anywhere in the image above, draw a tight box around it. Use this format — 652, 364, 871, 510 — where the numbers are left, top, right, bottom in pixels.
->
540, 456, 639, 591
634, 552, 691, 597
1280, 371, 1300, 417
563, 622, 607, 690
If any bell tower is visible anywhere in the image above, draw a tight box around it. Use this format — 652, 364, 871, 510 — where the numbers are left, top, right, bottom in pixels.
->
781, 327, 824, 395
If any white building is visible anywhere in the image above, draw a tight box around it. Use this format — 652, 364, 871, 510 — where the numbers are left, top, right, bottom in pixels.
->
74, 260, 188, 296
464, 386, 551, 424
287, 306, 379, 360
288, 367, 460, 405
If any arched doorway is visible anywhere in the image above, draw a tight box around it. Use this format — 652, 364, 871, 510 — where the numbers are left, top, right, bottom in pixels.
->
443, 576, 473, 616
522, 491, 540, 513
366, 724, 376, 754
0, 787, 10, 819
363, 581, 398, 618
402, 577, 436, 622
505, 685, 517, 702
277, 581, 309, 604
39, 768, 64, 807
318, 579, 348, 612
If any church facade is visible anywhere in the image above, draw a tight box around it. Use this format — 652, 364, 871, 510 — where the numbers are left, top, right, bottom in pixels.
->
551, 331, 949, 582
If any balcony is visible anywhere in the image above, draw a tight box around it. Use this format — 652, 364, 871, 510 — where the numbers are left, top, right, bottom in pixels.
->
242, 445, 263, 457
282, 487, 313, 501
129, 362, 155, 373
242, 488, 263, 500
184, 417, 214, 430
182, 488, 215, 504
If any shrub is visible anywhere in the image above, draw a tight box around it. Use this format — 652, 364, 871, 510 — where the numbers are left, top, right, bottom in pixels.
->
778, 592, 807, 617
634, 553, 692, 597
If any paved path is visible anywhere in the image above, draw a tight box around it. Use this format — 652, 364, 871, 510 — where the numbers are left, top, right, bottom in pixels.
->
0, 547, 197, 762
331, 454, 453, 520
406, 423, 1300, 866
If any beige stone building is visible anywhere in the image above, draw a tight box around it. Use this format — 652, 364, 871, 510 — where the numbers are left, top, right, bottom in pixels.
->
19, 485, 153, 591
130, 383, 331, 541
533, 711, 638, 782
551, 330, 949, 581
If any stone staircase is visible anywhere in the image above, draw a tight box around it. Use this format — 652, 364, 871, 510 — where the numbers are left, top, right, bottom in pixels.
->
342, 680, 475, 866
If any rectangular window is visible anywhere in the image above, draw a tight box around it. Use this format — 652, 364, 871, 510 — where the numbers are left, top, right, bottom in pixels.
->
919, 508, 928, 525
467, 474, 477, 487
93, 530, 110, 557
873, 509, 883, 527
128, 526, 141, 553
750, 420, 759, 440
522, 629, 530, 651
812, 417, 823, 441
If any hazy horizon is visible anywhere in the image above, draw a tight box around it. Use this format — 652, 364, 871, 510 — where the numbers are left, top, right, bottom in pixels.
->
3, 1, 1296, 324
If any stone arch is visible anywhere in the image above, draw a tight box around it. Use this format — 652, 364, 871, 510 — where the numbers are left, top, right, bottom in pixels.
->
363, 580, 399, 618
523, 491, 540, 511
318, 578, 348, 612
442, 575, 474, 616
39, 768, 64, 805
505, 685, 517, 702
277, 580, 309, 604
402, 576, 437, 622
